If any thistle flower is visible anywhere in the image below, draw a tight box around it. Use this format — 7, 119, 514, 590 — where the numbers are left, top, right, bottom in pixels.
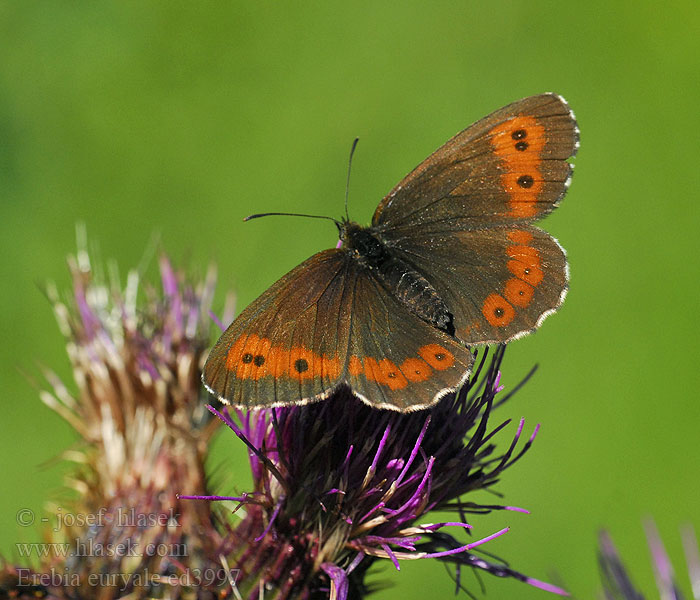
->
186, 346, 568, 599
5, 238, 230, 599
598, 522, 700, 599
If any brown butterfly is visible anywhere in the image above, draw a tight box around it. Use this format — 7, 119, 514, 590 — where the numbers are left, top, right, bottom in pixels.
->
203, 93, 579, 411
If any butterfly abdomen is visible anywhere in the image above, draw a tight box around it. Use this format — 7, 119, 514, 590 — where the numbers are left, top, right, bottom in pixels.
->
375, 256, 454, 333
343, 222, 453, 333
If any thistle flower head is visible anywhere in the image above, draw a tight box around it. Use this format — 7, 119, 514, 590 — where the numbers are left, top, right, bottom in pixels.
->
10, 240, 230, 599
193, 347, 568, 599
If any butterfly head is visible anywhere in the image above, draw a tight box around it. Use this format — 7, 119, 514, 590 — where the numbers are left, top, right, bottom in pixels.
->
338, 221, 387, 260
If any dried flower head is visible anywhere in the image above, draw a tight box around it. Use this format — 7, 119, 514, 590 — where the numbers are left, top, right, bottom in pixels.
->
5, 238, 230, 599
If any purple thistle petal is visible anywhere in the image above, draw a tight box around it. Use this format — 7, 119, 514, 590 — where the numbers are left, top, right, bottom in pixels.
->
321, 563, 349, 600
208, 309, 227, 332
504, 505, 531, 513
422, 527, 510, 559
681, 525, 700, 599
74, 283, 100, 338
524, 577, 570, 596
421, 543, 485, 559
137, 353, 160, 380
359, 535, 421, 549
394, 416, 430, 487
179, 494, 249, 502
493, 370, 503, 392
208, 405, 288, 494
381, 543, 401, 571
644, 519, 678, 598
418, 522, 472, 532
514, 417, 525, 441
357, 501, 385, 525
364, 423, 391, 487
346, 552, 365, 575
159, 254, 178, 297
388, 456, 434, 522
466, 526, 510, 549
255, 499, 283, 542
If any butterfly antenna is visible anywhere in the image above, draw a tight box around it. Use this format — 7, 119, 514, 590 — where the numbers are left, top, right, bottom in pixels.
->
345, 137, 359, 222
243, 212, 340, 225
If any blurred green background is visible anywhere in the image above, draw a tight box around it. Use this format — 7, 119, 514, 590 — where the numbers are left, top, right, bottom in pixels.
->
1, 1, 699, 598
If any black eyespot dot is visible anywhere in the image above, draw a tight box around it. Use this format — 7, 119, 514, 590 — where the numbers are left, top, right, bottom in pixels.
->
515, 141, 529, 151
517, 175, 534, 188
387, 372, 396, 379
494, 307, 504, 318
524, 268, 531, 275
518, 290, 524, 296
512, 129, 527, 140
294, 358, 309, 373
435, 353, 445, 361
253, 355, 265, 367
242, 353, 253, 364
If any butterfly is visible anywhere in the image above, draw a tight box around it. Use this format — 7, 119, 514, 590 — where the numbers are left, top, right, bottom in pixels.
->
203, 93, 579, 411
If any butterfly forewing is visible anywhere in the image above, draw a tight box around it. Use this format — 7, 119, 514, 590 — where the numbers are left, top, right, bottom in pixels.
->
372, 93, 578, 234
202, 250, 353, 408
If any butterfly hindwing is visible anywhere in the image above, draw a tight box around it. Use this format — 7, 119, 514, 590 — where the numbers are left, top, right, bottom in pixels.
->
381, 225, 568, 344
372, 93, 578, 234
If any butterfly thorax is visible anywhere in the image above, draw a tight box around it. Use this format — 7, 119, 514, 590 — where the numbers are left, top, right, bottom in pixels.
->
341, 221, 454, 333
